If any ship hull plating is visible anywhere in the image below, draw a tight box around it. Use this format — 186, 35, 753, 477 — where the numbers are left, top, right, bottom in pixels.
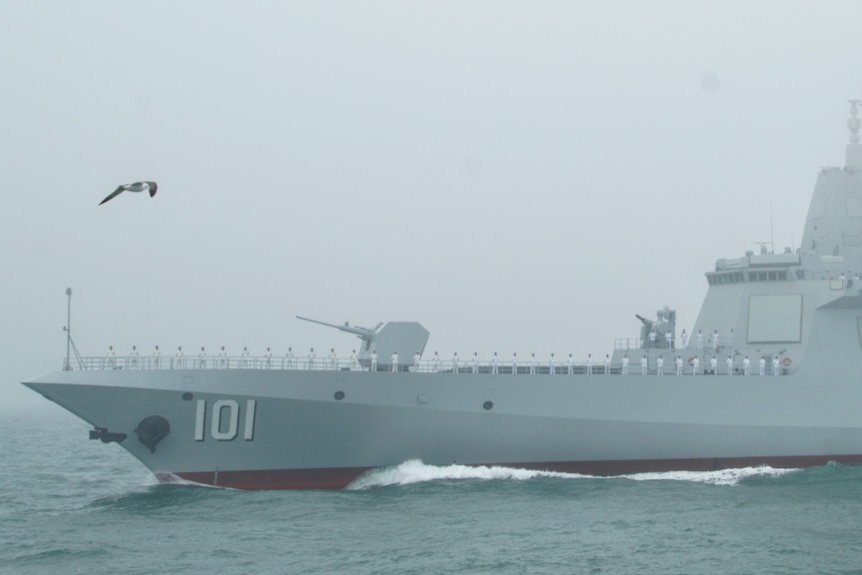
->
23, 367, 862, 489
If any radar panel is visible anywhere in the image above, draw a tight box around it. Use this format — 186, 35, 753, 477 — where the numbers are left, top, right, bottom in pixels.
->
747, 294, 802, 343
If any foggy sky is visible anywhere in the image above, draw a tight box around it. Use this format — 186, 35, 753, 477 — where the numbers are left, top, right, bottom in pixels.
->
3, 0, 862, 408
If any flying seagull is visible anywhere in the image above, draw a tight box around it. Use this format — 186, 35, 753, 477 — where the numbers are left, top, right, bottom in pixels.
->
99, 181, 158, 205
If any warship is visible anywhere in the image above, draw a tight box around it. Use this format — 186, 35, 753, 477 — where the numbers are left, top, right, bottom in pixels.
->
22, 101, 862, 490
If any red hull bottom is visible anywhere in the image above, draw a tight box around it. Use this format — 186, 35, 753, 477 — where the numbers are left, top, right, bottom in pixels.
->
162, 454, 862, 490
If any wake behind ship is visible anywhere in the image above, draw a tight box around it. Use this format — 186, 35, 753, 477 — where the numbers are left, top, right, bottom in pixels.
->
23, 102, 862, 490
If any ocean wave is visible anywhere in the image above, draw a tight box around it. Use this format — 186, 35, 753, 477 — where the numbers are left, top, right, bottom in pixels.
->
347, 460, 799, 489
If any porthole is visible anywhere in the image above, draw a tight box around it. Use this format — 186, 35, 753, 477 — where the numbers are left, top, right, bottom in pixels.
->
334, 391, 345, 401
483, 401, 493, 410
182, 392, 194, 401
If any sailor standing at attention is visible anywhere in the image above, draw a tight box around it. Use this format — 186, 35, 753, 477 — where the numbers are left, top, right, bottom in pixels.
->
198, 346, 207, 369
285, 347, 294, 369
529, 353, 536, 375
351, 349, 359, 370
649, 328, 657, 346
604, 354, 611, 375
743, 355, 751, 375
665, 330, 673, 349
772, 355, 780, 376
680, 329, 688, 349
391, 351, 398, 373
586, 353, 593, 375
549, 353, 555, 375
432, 351, 440, 372
452, 352, 460, 374
472, 352, 479, 374
130, 345, 139, 369
710, 355, 717, 374
656, 354, 664, 376
175, 345, 184, 369
759, 356, 766, 376
329, 348, 337, 370
413, 351, 421, 373
726, 354, 733, 375
370, 350, 378, 372
220, 345, 228, 369
696, 330, 704, 350
265, 347, 273, 369
152, 345, 161, 369
307, 347, 315, 370
640, 354, 648, 375
567, 353, 574, 375
512, 352, 518, 375
491, 352, 499, 374
675, 355, 683, 375
622, 354, 629, 375
691, 355, 699, 375
713, 330, 720, 351
241, 346, 250, 369
106, 345, 115, 369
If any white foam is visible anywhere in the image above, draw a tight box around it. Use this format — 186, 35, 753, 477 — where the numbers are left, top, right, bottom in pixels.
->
346, 460, 799, 489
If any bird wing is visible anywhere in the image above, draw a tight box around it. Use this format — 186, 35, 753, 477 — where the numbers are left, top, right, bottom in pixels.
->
98, 186, 126, 205
144, 181, 158, 197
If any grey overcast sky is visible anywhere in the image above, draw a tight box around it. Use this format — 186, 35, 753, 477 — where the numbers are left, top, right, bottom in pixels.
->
3, 1, 861, 408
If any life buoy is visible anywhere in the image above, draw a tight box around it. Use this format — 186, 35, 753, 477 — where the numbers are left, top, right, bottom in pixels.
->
688, 356, 696, 365
781, 357, 792, 367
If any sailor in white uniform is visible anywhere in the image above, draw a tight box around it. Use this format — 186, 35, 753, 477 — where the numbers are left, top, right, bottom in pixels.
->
549, 353, 555, 375
413, 352, 421, 373
772, 355, 780, 376
621, 354, 629, 375
220, 345, 228, 369
656, 354, 664, 376
175, 345, 184, 369
567, 353, 574, 375
452, 352, 459, 374
665, 331, 672, 349
604, 354, 610, 375
512, 352, 518, 375
586, 353, 592, 375
709, 355, 717, 374
285, 347, 294, 370
675, 355, 683, 375
241, 346, 250, 369
307, 347, 315, 370
472, 352, 479, 374
130, 345, 139, 369
152, 345, 161, 369
198, 346, 207, 369
649, 329, 657, 346
712, 330, 720, 351
491, 352, 499, 375
640, 354, 648, 375
329, 348, 337, 370
726, 354, 733, 375
371, 350, 378, 372
743, 355, 750, 375
759, 356, 766, 376
696, 330, 704, 350
680, 329, 688, 349
391, 351, 398, 373
691, 355, 699, 375
529, 353, 536, 375
106, 345, 115, 369
432, 351, 440, 372
351, 349, 359, 370
265, 347, 273, 369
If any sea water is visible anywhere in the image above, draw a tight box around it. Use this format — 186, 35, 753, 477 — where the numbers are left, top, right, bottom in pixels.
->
2, 406, 862, 575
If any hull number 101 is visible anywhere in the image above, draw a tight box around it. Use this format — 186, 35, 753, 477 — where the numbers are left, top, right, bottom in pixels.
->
194, 399, 257, 441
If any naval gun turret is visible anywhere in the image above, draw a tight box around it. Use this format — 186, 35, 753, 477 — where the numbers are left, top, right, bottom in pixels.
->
636, 307, 676, 349
297, 316, 430, 369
